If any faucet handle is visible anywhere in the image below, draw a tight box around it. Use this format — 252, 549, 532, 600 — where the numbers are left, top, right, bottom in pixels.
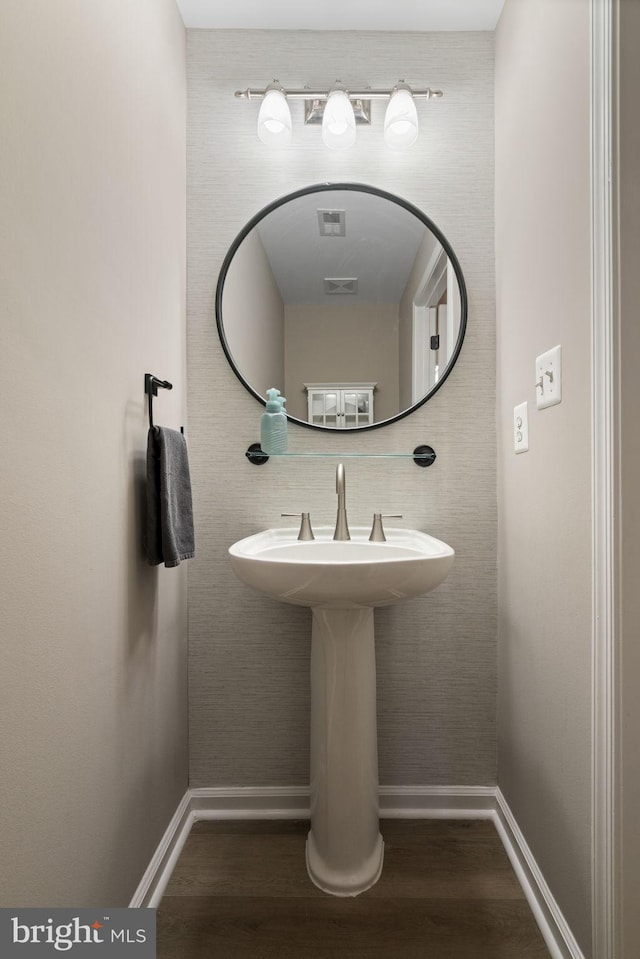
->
281, 512, 315, 541
369, 513, 403, 543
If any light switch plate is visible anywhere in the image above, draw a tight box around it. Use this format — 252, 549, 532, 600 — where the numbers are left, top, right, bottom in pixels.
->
514, 401, 529, 453
536, 345, 562, 409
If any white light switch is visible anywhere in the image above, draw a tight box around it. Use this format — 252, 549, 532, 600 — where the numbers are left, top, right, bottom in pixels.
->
514, 401, 529, 453
536, 345, 562, 410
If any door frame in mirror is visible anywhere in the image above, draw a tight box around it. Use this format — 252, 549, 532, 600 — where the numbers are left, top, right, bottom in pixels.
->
215, 182, 468, 432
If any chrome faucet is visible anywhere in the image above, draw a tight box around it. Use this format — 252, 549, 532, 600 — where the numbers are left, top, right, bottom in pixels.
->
333, 463, 351, 541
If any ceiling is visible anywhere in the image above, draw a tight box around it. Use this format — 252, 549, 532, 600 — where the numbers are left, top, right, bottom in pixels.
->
175, 0, 506, 32
253, 189, 429, 305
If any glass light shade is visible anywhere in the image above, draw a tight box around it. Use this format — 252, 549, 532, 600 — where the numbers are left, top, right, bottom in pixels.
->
257, 89, 292, 145
384, 88, 419, 149
321, 90, 356, 150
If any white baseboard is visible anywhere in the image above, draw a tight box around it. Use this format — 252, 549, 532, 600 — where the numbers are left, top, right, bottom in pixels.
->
190, 785, 310, 819
132, 784, 584, 959
379, 784, 495, 818
129, 790, 193, 908
188, 784, 497, 820
494, 788, 586, 959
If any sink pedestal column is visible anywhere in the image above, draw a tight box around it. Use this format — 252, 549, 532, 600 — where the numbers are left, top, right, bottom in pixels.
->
306, 607, 384, 896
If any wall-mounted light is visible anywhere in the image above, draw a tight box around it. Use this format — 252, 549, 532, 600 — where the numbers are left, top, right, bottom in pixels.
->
256, 81, 292, 146
384, 83, 419, 150
321, 86, 356, 150
235, 80, 443, 150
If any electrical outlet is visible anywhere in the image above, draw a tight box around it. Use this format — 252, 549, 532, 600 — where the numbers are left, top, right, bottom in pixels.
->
514, 401, 529, 453
536, 345, 562, 410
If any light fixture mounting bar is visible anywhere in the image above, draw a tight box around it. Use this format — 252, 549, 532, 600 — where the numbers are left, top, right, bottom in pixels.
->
305, 98, 371, 125
234, 87, 443, 101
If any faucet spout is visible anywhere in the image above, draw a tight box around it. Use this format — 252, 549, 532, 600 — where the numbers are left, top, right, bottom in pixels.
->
333, 462, 351, 541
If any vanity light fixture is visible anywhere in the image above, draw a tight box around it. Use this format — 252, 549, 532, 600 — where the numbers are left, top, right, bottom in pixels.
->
235, 80, 443, 150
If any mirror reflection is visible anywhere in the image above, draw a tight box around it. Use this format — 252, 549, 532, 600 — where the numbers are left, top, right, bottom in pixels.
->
216, 185, 466, 430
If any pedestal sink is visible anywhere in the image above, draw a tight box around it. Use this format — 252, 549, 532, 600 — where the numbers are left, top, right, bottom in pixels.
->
228, 524, 454, 896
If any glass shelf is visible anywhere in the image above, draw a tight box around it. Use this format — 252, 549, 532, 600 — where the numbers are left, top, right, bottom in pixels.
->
254, 452, 426, 458
245, 444, 436, 467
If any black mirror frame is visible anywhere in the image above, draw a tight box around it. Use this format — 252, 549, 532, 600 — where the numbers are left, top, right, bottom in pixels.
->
215, 182, 468, 433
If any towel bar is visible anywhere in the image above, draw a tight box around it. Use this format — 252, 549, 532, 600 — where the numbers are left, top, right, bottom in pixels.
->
145, 373, 183, 433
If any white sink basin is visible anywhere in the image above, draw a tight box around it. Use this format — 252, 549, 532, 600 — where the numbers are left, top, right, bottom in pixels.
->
229, 526, 454, 609
228, 522, 454, 897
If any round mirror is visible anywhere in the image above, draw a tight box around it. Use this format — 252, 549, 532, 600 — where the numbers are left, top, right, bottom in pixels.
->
215, 183, 467, 431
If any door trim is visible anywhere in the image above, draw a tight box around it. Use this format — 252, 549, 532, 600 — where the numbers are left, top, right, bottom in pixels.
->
590, 0, 618, 955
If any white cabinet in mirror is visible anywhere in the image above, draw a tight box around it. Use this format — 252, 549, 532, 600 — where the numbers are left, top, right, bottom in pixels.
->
306, 383, 375, 429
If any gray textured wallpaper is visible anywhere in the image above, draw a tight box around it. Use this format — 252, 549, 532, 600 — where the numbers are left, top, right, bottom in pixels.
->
186, 29, 496, 787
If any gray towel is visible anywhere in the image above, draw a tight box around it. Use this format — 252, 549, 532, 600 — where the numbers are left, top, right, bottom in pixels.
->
146, 427, 195, 568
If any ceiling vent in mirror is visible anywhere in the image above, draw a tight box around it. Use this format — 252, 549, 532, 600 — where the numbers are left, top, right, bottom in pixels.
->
318, 210, 346, 237
324, 277, 358, 295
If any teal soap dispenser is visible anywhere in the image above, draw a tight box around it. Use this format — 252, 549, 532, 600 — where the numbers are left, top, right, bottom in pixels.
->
261, 388, 288, 454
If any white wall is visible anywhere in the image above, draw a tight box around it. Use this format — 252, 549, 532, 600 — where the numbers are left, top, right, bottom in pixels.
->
0, 0, 188, 906
495, 0, 592, 952
222, 227, 285, 397
283, 303, 399, 422
187, 29, 497, 789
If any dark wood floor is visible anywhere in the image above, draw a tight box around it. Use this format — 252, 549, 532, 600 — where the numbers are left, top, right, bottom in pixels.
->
157, 819, 551, 958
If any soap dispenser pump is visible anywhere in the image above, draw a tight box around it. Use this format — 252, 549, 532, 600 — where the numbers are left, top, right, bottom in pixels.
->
261, 388, 288, 454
